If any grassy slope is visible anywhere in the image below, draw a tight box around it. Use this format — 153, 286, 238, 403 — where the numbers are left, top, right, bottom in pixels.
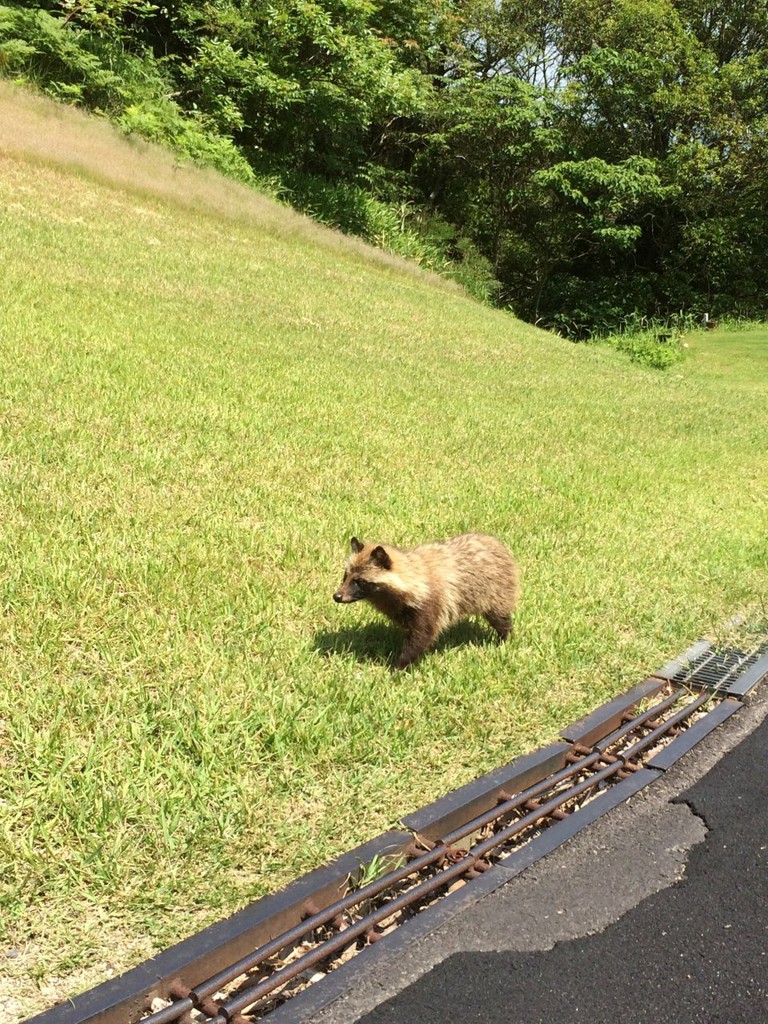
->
0, 86, 766, 1017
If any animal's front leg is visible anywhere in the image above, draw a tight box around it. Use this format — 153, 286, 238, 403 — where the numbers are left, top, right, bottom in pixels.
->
395, 610, 439, 670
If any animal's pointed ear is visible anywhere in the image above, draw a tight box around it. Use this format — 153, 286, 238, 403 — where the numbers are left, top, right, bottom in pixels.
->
350, 536, 364, 553
370, 545, 392, 570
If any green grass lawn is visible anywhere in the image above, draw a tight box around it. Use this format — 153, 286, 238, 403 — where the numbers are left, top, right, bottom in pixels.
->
0, 87, 766, 1018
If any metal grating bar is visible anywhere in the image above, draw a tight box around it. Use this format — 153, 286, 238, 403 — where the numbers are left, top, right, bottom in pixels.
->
723, 648, 768, 697
672, 644, 767, 695
647, 699, 742, 770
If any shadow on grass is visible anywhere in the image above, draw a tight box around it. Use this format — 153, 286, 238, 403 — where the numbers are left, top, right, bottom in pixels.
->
314, 618, 496, 667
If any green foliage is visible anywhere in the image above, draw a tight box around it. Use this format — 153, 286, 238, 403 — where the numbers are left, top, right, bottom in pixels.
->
0, 5, 124, 104
710, 317, 768, 334
57, 0, 160, 37
348, 852, 405, 893
535, 157, 672, 255
578, 312, 699, 368
610, 332, 684, 370
117, 100, 255, 183
4, 0, 768, 331
0, 3, 254, 181
159, 0, 432, 177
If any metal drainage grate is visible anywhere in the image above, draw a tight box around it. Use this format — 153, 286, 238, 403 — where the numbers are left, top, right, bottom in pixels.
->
669, 643, 768, 698
140, 689, 703, 1024
26, 635, 768, 1024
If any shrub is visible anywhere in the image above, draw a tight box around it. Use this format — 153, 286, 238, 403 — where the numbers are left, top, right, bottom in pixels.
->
0, 5, 124, 106
592, 313, 694, 369
117, 101, 255, 184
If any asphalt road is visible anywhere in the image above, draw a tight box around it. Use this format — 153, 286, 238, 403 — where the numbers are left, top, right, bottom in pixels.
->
312, 686, 768, 1024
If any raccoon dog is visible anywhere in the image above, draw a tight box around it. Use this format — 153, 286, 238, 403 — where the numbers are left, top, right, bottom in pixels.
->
333, 533, 518, 669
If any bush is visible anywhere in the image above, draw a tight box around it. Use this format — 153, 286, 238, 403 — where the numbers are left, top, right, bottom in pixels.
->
117, 101, 255, 184
0, 5, 124, 106
607, 330, 686, 369
592, 313, 694, 369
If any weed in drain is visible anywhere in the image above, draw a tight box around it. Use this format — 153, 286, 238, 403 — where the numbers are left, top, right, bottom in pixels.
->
348, 853, 405, 892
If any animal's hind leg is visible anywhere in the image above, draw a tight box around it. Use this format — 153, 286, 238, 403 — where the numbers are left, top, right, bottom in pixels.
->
484, 610, 512, 642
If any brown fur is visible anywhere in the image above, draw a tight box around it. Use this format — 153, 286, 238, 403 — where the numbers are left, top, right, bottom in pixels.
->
333, 534, 519, 669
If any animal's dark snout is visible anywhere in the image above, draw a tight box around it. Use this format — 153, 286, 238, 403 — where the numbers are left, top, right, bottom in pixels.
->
333, 591, 343, 603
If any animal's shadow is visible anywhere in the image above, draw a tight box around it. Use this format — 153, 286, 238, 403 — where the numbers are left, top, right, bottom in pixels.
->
314, 618, 496, 667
